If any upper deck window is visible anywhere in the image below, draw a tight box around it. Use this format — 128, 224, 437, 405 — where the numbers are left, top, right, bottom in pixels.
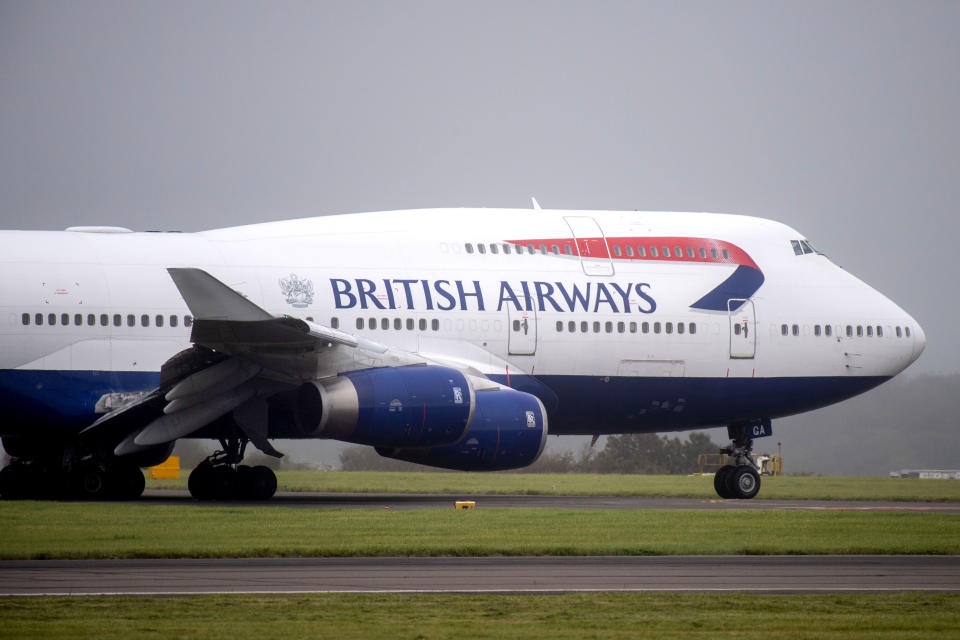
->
465, 243, 474, 254
477, 243, 486, 255
489, 244, 498, 254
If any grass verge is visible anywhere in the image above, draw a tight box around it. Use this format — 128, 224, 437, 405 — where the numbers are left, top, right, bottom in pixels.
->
148, 471, 960, 502
1, 593, 959, 639
2, 502, 958, 559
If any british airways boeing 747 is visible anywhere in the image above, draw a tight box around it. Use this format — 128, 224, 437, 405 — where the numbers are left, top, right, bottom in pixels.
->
0, 208, 925, 500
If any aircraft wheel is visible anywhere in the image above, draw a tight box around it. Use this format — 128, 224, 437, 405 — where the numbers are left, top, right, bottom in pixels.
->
188, 463, 216, 500
0, 464, 28, 499
729, 466, 761, 500
110, 463, 145, 500
249, 465, 277, 500
76, 465, 109, 500
713, 465, 734, 499
210, 466, 237, 500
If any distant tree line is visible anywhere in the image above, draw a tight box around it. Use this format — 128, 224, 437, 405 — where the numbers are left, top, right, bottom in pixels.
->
339, 432, 722, 474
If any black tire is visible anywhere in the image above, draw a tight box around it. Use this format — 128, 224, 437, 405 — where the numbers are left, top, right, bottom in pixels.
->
110, 464, 146, 500
210, 466, 237, 500
713, 465, 734, 499
0, 464, 27, 500
250, 465, 277, 500
76, 465, 109, 500
729, 466, 761, 500
188, 463, 215, 500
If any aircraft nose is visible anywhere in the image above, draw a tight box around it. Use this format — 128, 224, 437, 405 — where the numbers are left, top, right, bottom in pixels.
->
911, 321, 927, 362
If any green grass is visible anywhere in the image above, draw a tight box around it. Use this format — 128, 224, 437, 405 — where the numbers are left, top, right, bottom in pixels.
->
148, 470, 960, 502
2, 501, 958, 559
1, 593, 959, 639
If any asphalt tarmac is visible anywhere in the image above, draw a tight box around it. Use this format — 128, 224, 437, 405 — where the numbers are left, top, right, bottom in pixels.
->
3, 556, 959, 596
142, 489, 960, 513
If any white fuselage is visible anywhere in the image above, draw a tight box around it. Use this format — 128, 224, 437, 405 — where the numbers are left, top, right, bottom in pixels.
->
0, 209, 925, 436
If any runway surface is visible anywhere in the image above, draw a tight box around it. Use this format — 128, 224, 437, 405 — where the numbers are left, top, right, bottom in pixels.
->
3, 556, 959, 596
142, 489, 960, 513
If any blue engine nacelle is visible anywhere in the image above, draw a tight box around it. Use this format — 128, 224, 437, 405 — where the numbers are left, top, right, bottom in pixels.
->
375, 387, 549, 471
294, 366, 474, 448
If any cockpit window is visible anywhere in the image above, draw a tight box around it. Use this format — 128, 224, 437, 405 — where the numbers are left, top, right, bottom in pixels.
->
791, 240, 804, 256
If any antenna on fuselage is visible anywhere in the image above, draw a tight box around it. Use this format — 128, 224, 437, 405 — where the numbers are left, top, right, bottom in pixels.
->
531, 197, 541, 210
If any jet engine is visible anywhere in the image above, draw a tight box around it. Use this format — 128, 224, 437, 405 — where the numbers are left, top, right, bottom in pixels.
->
376, 386, 548, 471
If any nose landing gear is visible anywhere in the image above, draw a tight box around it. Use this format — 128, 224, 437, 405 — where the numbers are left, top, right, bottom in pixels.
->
713, 421, 768, 500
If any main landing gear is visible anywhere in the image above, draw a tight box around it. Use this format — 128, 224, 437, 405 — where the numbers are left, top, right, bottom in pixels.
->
187, 436, 277, 501
0, 457, 145, 501
713, 422, 766, 500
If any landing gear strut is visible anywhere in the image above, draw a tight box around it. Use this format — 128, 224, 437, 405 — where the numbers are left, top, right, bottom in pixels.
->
187, 436, 277, 501
713, 422, 765, 500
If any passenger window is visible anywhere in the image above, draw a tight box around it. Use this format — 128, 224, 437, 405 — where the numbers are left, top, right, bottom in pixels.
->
689, 323, 697, 335
580, 321, 588, 332
613, 245, 622, 257
710, 248, 719, 259
675, 246, 682, 258
649, 247, 658, 258
698, 248, 706, 259
513, 320, 520, 332
686, 247, 695, 258
21, 313, 29, 325
781, 324, 788, 336
59, 313, 68, 326
113, 314, 121, 327
666, 322, 673, 334
563, 244, 573, 255
662, 247, 671, 258
156, 314, 164, 327
792, 324, 799, 336
605, 322, 613, 333
465, 243, 474, 254
87, 314, 95, 326
49, 313, 56, 326
825, 325, 832, 337
905, 327, 911, 338
125, 314, 134, 327
170, 315, 178, 328
722, 249, 730, 260
502, 244, 511, 255
856, 325, 863, 337
896, 326, 902, 338
551, 244, 559, 255
637, 246, 646, 257
866, 326, 873, 337
814, 325, 821, 336
406, 318, 414, 330
184, 316, 193, 327
100, 314, 108, 326
527, 245, 536, 254
568, 321, 575, 332
380, 318, 388, 330
539, 244, 548, 254
556, 321, 563, 332
369, 317, 376, 329
617, 321, 625, 333
35, 313, 43, 326
642, 322, 650, 334
477, 244, 486, 255
593, 321, 600, 333
735, 324, 741, 336
141, 314, 149, 327
678, 322, 685, 334
490, 244, 498, 255
419, 319, 427, 330
653, 322, 661, 334
74, 314, 82, 326
629, 322, 637, 333
432, 319, 439, 331
791, 240, 803, 256
876, 326, 883, 337
625, 246, 634, 257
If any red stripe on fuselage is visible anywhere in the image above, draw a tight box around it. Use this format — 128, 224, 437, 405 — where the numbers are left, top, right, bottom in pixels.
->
504, 237, 758, 270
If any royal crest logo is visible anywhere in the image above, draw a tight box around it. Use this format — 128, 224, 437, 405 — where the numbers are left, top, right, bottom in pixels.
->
279, 273, 314, 308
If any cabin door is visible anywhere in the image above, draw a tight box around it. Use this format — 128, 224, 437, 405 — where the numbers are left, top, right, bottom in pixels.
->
507, 296, 537, 355
728, 298, 756, 359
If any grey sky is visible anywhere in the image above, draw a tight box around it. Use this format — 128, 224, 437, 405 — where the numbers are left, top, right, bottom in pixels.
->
1, 1, 957, 375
